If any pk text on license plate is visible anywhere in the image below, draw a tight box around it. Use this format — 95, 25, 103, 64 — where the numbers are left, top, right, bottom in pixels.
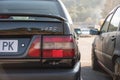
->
0, 40, 18, 52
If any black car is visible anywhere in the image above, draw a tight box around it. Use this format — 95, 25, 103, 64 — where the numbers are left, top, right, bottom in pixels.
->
0, 0, 81, 80
92, 6, 120, 80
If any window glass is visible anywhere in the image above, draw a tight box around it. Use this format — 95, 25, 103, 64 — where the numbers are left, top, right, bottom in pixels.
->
108, 8, 120, 32
101, 14, 113, 33
0, 1, 61, 17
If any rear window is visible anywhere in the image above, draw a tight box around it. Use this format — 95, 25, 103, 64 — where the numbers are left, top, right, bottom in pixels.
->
0, 1, 62, 17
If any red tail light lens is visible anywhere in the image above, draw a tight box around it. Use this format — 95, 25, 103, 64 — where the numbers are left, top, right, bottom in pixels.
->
0, 16, 10, 19
43, 36, 75, 58
28, 37, 41, 57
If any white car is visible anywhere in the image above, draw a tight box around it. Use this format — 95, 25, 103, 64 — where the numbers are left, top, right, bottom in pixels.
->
80, 28, 91, 37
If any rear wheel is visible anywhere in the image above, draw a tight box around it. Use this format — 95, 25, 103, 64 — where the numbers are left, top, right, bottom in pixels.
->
76, 76, 80, 80
91, 49, 100, 71
76, 67, 81, 80
113, 58, 120, 80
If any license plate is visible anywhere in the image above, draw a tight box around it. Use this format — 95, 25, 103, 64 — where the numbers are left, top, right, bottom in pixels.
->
0, 40, 18, 52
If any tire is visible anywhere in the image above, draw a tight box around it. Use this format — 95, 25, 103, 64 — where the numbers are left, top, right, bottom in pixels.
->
91, 49, 100, 71
76, 67, 81, 80
76, 76, 80, 80
113, 58, 120, 80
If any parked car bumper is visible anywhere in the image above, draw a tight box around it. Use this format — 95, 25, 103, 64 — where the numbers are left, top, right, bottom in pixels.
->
0, 62, 81, 80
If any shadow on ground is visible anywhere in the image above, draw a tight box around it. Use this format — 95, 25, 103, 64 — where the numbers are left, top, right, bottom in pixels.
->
81, 66, 112, 80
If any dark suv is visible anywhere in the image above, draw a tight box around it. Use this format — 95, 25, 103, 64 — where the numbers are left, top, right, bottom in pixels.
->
92, 6, 120, 80
0, 0, 80, 80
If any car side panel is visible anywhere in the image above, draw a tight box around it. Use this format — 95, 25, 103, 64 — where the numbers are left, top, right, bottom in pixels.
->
94, 36, 103, 62
113, 32, 120, 57
102, 32, 116, 71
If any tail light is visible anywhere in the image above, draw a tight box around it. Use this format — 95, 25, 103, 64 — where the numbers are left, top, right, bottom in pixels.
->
43, 36, 75, 58
0, 16, 10, 19
28, 37, 41, 57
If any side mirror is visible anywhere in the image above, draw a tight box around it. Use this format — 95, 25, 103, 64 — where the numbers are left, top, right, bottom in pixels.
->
90, 29, 99, 35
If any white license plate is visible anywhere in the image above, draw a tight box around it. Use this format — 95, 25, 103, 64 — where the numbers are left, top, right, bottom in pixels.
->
0, 40, 18, 52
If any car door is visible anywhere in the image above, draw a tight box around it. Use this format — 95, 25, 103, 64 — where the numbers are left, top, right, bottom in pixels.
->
102, 7, 120, 71
94, 14, 113, 63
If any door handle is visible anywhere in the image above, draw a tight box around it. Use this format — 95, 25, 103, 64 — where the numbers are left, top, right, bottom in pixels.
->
111, 36, 116, 41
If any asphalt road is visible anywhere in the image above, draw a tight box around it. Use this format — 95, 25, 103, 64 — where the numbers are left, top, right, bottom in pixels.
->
78, 36, 112, 80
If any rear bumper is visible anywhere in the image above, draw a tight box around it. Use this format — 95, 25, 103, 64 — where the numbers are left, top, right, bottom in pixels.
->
0, 62, 81, 80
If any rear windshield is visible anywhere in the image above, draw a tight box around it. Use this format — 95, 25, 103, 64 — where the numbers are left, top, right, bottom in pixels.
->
0, 1, 63, 18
